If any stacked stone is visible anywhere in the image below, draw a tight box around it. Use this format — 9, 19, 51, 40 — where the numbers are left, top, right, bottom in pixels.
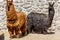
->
0, 0, 60, 31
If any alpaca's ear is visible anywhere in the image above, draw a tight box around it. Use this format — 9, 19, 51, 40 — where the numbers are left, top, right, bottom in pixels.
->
6, 0, 8, 2
8, 0, 13, 2
11, 0, 13, 2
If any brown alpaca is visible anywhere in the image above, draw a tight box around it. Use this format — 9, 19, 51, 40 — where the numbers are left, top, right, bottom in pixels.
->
6, 0, 27, 38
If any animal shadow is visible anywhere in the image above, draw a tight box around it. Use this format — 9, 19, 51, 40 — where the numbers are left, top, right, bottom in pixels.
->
0, 34, 4, 40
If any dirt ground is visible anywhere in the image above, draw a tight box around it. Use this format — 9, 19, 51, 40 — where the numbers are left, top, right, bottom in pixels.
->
1, 30, 59, 40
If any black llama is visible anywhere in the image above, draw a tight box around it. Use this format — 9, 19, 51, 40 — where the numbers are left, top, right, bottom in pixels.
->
27, 2, 55, 34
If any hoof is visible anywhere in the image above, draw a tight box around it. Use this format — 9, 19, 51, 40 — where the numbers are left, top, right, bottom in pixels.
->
10, 36, 14, 38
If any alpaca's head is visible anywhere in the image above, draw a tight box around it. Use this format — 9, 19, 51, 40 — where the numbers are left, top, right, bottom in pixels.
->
6, 0, 17, 22
6, 0, 14, 11
7, 0, 13, 6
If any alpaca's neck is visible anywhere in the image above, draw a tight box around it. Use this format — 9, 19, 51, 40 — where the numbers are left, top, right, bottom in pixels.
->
6, 3, 17, 20
48, 8, 55, 26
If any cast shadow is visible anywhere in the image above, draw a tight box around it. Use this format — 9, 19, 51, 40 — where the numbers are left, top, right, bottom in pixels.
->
0, 34, 4, 40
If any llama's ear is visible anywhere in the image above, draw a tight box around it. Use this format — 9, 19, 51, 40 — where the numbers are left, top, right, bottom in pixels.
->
49, 2, 51, 5
49, 2, 50, 5
53, 2, 55, 5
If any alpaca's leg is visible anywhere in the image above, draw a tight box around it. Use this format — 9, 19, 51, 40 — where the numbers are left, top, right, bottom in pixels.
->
7, 27, 14, 38
21, 23, 27, 36
15, 27, 21, 38
21, 27, 27, 36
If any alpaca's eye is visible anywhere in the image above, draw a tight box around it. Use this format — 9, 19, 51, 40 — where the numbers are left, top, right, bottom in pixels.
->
8, 5, 10, 11
9, 3, 12, 5
9, 20, 15, 24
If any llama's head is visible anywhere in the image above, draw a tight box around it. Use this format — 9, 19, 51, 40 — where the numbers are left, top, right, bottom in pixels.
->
49, 2, 55, 10
48, 2, 55, 16
48, 2, 55, 26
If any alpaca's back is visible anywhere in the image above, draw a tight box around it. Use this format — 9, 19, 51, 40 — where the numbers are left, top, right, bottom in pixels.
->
6, 0, 27, 38
16, 11, 26, 27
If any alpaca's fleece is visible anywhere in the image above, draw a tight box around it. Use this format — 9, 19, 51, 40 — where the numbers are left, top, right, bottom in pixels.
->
6, 0, 27, 38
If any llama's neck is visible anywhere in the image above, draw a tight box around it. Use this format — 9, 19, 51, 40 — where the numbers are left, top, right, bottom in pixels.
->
48, 8, 55, 26
6, 3, 17, 20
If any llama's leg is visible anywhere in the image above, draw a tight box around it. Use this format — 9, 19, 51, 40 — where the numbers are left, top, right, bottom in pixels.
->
27, 24, 34, 34
41, 28, 44, 34
15, 27, 21, 38
27, 25, 32, 34
41, 28, 47, 34
42, 28, 48, 34
7, 27, 14, 38
27, 16, 33, 34
44, 29, 48, 34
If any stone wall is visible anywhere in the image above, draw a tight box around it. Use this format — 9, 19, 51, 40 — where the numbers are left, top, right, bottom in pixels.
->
0, 0, 60, 32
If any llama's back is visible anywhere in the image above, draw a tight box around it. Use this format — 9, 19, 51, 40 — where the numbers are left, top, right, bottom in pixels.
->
27, 12, 49, 32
